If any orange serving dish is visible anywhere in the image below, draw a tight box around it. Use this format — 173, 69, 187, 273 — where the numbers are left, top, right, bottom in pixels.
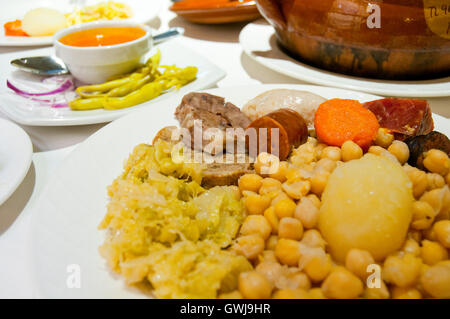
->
170, 0, 261, 24
256, 0, 450, 79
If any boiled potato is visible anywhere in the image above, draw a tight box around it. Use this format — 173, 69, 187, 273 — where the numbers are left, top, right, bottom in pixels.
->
22, 8, 67, 37
319, 154, 413, 262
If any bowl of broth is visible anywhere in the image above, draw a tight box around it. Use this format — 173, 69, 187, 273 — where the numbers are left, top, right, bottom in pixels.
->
54, 21, 151, 84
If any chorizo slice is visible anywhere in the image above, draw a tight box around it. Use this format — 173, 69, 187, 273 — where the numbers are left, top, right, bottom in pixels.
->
246, 108, 308, 160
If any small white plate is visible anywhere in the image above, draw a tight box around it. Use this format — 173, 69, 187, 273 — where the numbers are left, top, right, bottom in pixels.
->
239, 21, 450, 98
0, 0, 163, 47
29, 84, 450, 298
0, 118, 32, 206
0, 40, 226, 126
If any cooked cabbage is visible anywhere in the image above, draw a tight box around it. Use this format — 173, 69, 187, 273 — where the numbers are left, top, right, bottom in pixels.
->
99, 140, 250, 298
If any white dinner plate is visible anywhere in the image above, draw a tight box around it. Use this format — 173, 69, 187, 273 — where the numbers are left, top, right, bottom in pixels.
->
0, 40, 226, 126
30, 84, 450, 298
239, 21, 450, 98
0, 0, 163, 47
0, 118, 32, 206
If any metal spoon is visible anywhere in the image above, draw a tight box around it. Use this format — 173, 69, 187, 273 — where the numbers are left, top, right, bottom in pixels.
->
10, 27, 185, 76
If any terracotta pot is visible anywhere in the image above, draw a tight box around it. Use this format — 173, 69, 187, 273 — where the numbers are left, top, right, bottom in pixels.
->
256, 0, 450, 79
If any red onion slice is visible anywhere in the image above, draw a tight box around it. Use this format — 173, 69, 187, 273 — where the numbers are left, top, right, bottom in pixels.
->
7, 78, 73, 97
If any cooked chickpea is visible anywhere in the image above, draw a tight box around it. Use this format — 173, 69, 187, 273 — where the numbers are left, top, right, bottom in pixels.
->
321, 267, 364, 299
408, 230, 422, 243
423, 149, 450, 176
255, 261, 285, 287
284, 271, 311, 290
391, 287, 422, 299
258, 250, 277, 264
315, 142, 327, 157
274, 198, 297, 219
368, 145, 385, 156
411, 200, 436, 230
278, 217, 303, 240
421, 240, 448, 265
341, 140, 363, 162
380, 149, 400, 163
271, 191, 290, 206
269, 161, 288, 182
363, 281, 390, 299
272, 288, 309, 299
310, 170, 329, 196
285, 166, 309, 181
295, 196, 320, 229
402, 238, 421, 257
218, 291, 243, 299
290, 140, 316, 165
420, 262, 450, 298
315, 158, 337, 173
387, 140, 410, 165
259, 178, 282, 196
240, 215, 272, 240
306, 194, 321, 208
263, 207, 279, 234
345, 248, 375, 280
303, 253, 332, 283
433, 220, 450, 248
244, 192, 271, 215
238, 174, 263, 193
254, 152, 280, 176
275, 238, 301, 266
238, 271, 272, 299
281, 180, 311, 200
375, 128, 394, 148
427, 173, 445, 190
266, 235, 278, 251
320, 146, 341, 161
423, 227, 437, 241
420, 187, 450, 220
309, 288, 326, 299
446, 172, 450, 185
405, 167, 428, 198
383, 253, 422, 287
233, 234, 265, 260
301, 229, 327, 249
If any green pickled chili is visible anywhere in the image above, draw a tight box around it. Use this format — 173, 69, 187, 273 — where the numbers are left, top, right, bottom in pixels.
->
103, 81, 165, 110
69, 97, 105, 110
69, 49, 198, 111
76, 77, 133, 97
107, 74, 153, 97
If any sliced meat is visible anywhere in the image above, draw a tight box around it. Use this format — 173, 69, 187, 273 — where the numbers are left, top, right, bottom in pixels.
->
174, 93, 251, 154
363, 98, 434, 140
202, 154, 254, 188
404, 131, 450, 169
152, 127, 254, 188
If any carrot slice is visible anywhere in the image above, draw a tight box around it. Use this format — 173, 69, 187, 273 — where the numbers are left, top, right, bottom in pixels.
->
4, 20, 29, 37
314, 98, 379, 150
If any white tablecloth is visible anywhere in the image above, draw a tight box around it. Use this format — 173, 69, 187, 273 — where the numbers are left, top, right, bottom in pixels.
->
0, 0, 449, 298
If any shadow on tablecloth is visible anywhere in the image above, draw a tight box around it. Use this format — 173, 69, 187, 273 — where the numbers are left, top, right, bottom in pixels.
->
0, 163, 35, 235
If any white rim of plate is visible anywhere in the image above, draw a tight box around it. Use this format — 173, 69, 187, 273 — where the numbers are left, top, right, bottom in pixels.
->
0, 118, 33, 205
